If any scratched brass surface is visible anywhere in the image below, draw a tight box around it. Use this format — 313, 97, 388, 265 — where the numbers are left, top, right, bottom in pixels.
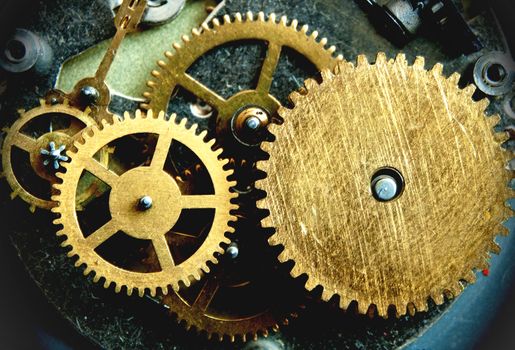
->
259, 53, 512, 317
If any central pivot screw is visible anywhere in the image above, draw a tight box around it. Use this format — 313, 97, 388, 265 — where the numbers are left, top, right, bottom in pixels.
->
373, 176, 398, 201
371, 167, 404, 202
232, 106, 269, 146
79, 86, 100, 105
138, 195, 153, 210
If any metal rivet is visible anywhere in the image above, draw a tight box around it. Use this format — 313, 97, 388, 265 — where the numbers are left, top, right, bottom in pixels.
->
138, 196, 153, 210
226, 243, 239, 259
79, 86, 100, 105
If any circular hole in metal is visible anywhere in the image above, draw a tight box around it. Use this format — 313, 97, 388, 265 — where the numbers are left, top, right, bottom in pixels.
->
5, 39, 26, 62
484, 63, 507, 86
189, 98, 213, 119
370, 167, 404, 202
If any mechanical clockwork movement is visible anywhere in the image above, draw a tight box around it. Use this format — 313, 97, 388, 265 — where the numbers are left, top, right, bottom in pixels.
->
0, 0, 514, 349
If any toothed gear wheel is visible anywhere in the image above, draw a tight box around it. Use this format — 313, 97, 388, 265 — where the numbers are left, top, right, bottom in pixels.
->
1, 99, 100, 211
258, 53, 512, 317
160, 216, 298, 343
52, 110, 238, 296
141, 11, 343, 142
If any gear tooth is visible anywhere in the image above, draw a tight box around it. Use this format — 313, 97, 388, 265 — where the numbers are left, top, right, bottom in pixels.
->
123, 111, 132, 120
201, 263, 210, 274
413, 299, 428, 313
327, 45, 336, 54
165, 50, 173, 59
301, 24, 309, 34
39, 98, 46, 106
141, 102, 149, 110
357, 302, 369, 315
229, 334, 235, 343
320, 288, 332, 301
151, 70, 160, 78
234, 12, 242, 22
490, 241, 501, 254
178, 117, 188, 127
115, 284, 122, 293
241, 334, 247, 342
449, 282, 464, 298
465, 270, 477, 283
135, 109, 142, 119
357, 54, 369, 67
304, 78, 319, 91
310, 30, 319, 40
200, 23, 209, 32
376, 52, 387, 64
52, 218, 62, 226
395, 52, 407, 66
245, 11, 254, 21
376, 304, 388, 318
146, 80, 157, 88
413, 56, 425, 69
157, 60, 167, 68
280, 15, 288, 26
104, 280, 111, 289
288, 91, 303, 105
269, 13, 277, 23
319, 37, 327, 46
431, 62, 444, 76
258, 11, 265, 22
431, 292, 444, 305
173, 42, 181, 51
149, 288, 157, 297
463, 84, 476, 97
182, 34, 190, 43
29, 205, 36, 213
83, 265, 91, 274
223, 14, 232, 24
192, 28, 201, 36
212, 18, 220, 27
320, 69, 334, 82
93, 274, 101, 283
448, 72, 461, 85
494, 130, 509, 144
291, 19, 298, 30
17, 108, 26, 116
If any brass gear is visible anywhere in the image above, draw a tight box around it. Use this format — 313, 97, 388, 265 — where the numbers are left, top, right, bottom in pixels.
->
1, 99, 100, 212
258, 53, 512, 317
52, 110, 238, 296
161, 214, 298, 342
141, 11, 343, 142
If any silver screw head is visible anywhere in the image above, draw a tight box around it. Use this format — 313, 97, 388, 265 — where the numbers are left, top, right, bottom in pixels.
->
138, 195, 153, 210
373, 176, 398, 201
225, 243, 239, 259
245, 116, 261, 131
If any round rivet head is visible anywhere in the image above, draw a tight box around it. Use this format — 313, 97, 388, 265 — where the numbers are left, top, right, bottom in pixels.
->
79, 86, 100, 105
138, 195, 153, 210
225, 243, 239, 259
245, 115, 262, 130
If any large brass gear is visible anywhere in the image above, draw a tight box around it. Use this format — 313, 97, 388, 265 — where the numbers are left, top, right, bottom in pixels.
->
141, 11, 343, 142
52, 110, 238, 296
1, 99, 99, 212
257, 53, 512, 317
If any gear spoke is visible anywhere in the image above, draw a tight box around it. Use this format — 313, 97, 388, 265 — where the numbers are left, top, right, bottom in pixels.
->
181, 194, 222, 209
153, 234, 175, 270
85, 220, 119, 248
179, 73, 226, 112
84, 157, 118, 186
13, 132, 37, 152
192, 278, 219, 311
257, 42, 282, 94
151, 130, 173, 169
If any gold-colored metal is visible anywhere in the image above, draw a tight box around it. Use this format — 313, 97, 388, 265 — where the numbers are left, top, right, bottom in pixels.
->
141, 11, 343, 137
258, 53, 512, 317
52, 110, 238, 296
1, 99, 98, 211
68, 0, 147, 123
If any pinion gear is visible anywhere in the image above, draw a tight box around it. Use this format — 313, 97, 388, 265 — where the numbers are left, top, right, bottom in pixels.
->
52, 110, 238, 296
1, 99, 101, 211
258, 53, 512, 317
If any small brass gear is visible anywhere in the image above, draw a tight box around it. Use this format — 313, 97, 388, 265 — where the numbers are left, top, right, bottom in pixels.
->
1, 99, 100, 212
258, 53, 512, 317
141, 11, 343, 144
52, 110, 238, 296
